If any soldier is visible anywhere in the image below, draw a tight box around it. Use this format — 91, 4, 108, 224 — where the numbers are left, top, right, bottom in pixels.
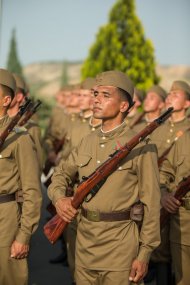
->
8, 73, 43, 170
48, 70, 161, 285
0, 69, 42, 285
125, 87, 144, 128
146, 80, 190, 285
133, 85, 166, 132
160, 131, 190, 285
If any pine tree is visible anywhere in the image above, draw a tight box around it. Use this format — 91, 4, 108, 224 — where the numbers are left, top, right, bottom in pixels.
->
60, 61, 69, 88
81, 0, 159, 91
7, 29, 23, 77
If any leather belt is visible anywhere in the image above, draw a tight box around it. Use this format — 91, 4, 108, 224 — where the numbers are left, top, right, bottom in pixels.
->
0, 193, 15, 204
81, 207, 131, 222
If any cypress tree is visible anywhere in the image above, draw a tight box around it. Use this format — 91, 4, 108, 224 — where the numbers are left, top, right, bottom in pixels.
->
81, 0, 159, 91
7, 29, 23, 77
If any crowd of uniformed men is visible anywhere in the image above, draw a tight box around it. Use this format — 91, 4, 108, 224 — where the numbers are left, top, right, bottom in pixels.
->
0, 67, 190, 285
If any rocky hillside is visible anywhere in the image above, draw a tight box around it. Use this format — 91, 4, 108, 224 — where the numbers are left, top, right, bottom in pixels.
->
24, 61, 190, 102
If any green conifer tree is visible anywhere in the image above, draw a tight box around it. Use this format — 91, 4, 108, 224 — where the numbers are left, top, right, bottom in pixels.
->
7, 29, 23, 77
82, 0, 159, 91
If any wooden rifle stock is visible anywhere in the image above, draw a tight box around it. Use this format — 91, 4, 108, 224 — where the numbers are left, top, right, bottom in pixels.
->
0, 99, 31, 149
43, 136, 66, 176
160, 175, 190, 230
18, 100, 42, 127
44, 107, 173, 244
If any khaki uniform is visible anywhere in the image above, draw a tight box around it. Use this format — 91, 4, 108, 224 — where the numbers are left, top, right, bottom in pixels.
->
24, 119, 43, 170
43, 105, 70, 154
63, 115, 101, 279
0, 115, 42, 285
125, 112, 145, 129
160, 131, 190, 285
48, 122, 160, 285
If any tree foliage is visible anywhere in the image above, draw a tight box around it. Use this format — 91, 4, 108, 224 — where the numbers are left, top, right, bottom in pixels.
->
7, 29, 23, 77
81, 0, 159, 91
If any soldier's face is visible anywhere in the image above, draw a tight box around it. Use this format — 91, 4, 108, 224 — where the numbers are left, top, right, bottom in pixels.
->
166, 90, 190, 111
79, 89, 93, 111
144, 92, 164, 112
93, 85, 126, 119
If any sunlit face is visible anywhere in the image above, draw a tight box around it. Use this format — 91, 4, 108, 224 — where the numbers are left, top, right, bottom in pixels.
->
69, 91, 80, 107
165, 90, 190, 111
79, 89, 93, 111
93, 85, 129, 120
144, 92, 164, 112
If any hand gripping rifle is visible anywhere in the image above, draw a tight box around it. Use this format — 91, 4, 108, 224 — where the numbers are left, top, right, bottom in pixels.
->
0, 99, 31, 149
18, 99, 42, 127
160, 175, 190, 230
43, 107, 173, 244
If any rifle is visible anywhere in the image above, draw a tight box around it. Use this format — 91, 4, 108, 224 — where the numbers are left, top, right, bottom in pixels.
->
18, 99, 42, 127
43, 136, 66, 176
160, 175, 190, 230
0, 99, 31, 149
43, 107, 173, 244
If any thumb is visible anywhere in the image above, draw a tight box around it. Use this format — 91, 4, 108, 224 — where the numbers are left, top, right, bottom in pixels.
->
129, 267, 136, 281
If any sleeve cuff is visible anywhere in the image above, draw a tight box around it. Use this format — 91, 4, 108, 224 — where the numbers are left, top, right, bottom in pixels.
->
52, 191, 66, 205
16, 230, 31, 245
137, 247, 151, 263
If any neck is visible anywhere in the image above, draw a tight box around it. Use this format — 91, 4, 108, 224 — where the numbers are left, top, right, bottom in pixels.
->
145, 110, 161, 122
171, 110, 186, 122
90, 116, 101, 126
0, 109, 7, 119
101, 118, 124, 132
128, 107, 138, 118
8, 105, 19, 118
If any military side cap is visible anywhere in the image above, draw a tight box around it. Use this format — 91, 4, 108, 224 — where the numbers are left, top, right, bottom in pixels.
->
13, 73, 26, 92
0, 68, 16, 92
170, 80, 190, 99
95, 70, 134, 99
81, 77, 96, 90
134, 88, 144, 102
148, 85, 167, 101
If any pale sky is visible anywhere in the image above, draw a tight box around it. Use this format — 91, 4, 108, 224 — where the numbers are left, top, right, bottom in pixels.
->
0, 0, 189, 67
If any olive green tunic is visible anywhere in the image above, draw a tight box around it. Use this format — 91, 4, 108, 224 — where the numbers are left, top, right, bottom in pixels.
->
48, 122, 160, 271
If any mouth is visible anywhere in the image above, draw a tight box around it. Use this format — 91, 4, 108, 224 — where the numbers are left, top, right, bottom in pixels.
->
93, 107, 102, 112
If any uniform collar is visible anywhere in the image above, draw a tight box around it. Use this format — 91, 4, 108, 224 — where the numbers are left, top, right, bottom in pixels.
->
98, 121, 127, 139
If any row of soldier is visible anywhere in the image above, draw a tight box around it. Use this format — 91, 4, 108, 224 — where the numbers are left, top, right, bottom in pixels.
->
0, 67, 190, 285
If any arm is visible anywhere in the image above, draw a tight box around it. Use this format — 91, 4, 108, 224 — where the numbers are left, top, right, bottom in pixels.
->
130, 143, 161, 282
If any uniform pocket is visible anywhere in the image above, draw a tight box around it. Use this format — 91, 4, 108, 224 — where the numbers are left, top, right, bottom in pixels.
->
76, 154, 92, 168
0, 148, 12, 159
117, 159, 132, 171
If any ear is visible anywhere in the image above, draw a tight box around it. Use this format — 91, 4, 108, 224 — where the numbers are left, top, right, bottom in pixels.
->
3, 95, 12, 107
120, 100, 129, 113
16, 92, 25, 103
184, 100, 190, 110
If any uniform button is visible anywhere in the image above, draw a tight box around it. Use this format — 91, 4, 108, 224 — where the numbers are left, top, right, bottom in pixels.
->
82, 118, 86, 123
80, 163, 83, 166
97, 160, 101, 164
170, 129, 173, 133
166, 139, 170, 143
91, 127, 95, 131
102, 136, 106, 140
100, 144, 105, 148
171, 123, 174, 127
0, 154, 2, 158
118, 166, 122, 170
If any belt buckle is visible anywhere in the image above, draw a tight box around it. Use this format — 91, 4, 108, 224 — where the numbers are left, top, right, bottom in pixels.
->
87, 210, 100, 222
